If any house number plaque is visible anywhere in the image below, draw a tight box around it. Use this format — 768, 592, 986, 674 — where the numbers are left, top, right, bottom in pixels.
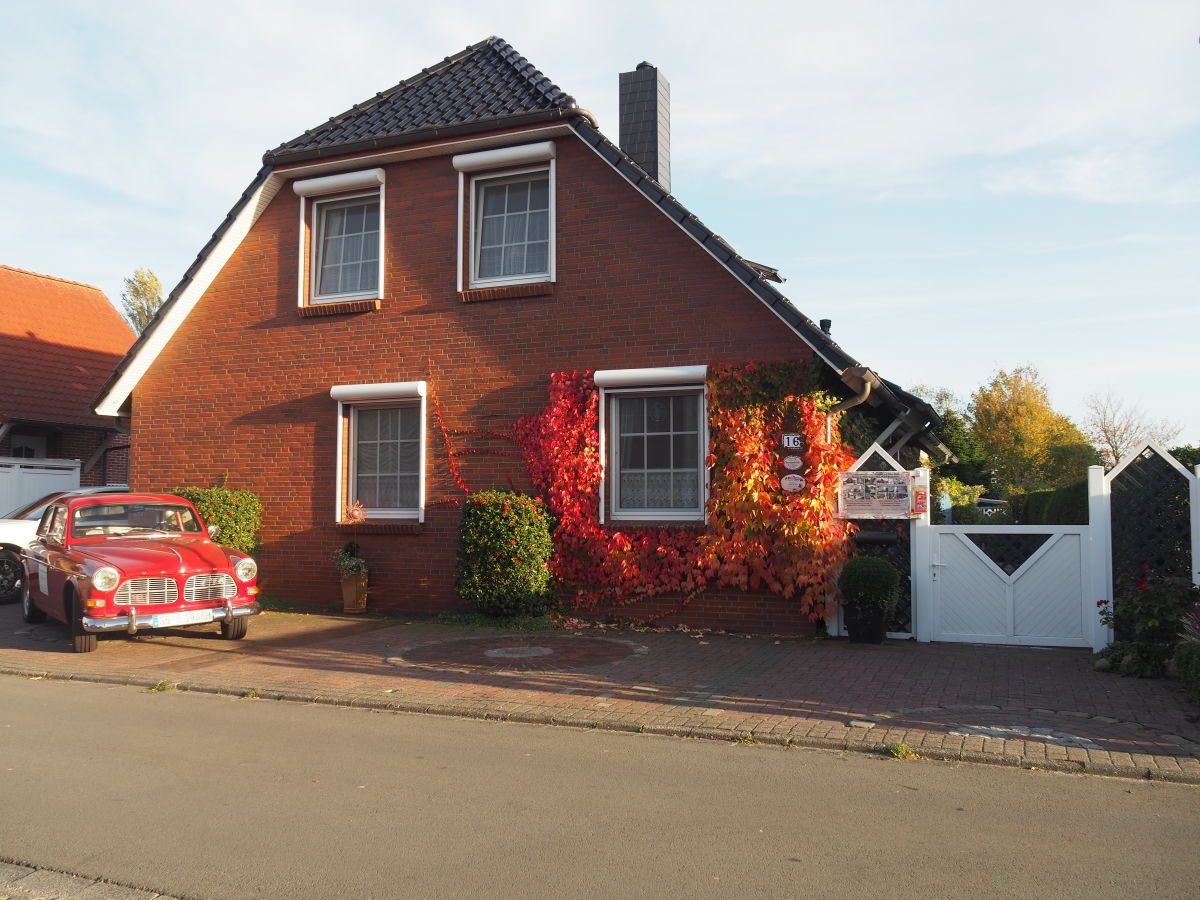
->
781, 433, 803, 450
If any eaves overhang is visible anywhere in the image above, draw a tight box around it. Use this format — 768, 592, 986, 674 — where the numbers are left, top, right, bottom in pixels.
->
264, 108, 574, 166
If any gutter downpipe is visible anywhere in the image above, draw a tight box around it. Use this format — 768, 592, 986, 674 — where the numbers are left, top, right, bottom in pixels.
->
826, 366, 879, 443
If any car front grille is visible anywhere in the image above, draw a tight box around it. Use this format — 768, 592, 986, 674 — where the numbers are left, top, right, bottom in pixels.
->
184, 573, 237, 603
115, 578, 178, 605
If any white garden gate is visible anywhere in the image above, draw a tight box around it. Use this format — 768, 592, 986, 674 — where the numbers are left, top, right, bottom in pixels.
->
928, 525, 1092, 647
893, 441, 1198, 651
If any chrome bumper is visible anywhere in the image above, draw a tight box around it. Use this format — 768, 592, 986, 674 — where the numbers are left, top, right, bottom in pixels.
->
82, 601, 262, 633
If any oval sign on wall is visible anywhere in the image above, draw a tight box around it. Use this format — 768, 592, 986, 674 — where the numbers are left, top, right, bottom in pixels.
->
781, 474, 806, 493
782, 455, 804, 471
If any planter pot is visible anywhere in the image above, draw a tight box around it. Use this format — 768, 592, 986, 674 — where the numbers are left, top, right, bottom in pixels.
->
340, 574, 368, 614
844, 605, 888, 644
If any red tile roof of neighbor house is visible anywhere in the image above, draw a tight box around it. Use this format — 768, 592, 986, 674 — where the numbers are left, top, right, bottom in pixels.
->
0, 265, 135, 428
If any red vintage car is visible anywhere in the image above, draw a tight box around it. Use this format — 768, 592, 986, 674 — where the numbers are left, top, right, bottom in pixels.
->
20, 493, 261, 652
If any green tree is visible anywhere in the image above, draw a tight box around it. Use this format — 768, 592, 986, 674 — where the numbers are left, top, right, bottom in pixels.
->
119, 268, 164, 334
970, 366, 1100, 494
1171, 445, 1200, 470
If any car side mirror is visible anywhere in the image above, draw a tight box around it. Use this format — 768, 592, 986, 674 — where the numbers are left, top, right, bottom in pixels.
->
207, 524, 219, 539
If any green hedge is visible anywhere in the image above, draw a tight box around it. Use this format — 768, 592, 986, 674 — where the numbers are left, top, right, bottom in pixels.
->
1175, 642, 1200, 705
455, 491, 554, 617
173, 486, 262, 555
1017, 480, 1089, 525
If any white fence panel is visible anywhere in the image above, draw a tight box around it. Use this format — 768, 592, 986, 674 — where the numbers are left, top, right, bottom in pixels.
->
0, 457, 81, 514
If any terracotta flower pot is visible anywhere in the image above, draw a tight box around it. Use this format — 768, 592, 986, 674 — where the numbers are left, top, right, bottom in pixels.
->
341, 574, 368, 614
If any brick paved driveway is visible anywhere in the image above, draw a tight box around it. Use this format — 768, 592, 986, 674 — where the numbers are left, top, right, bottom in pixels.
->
1, 603, 1197, 781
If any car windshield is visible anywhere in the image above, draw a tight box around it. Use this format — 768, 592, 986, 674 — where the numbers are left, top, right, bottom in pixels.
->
70, 502, 204, 538
2, 491, 63, 520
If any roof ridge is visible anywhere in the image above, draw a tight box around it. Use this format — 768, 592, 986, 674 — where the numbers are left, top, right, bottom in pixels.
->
0, 264, 105, 293
265, 36, 576, 163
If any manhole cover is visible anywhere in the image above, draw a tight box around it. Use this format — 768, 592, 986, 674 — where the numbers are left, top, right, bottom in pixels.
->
390, 634, 639, 672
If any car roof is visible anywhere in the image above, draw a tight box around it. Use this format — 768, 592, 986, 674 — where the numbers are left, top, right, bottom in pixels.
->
62, 493, 193, 508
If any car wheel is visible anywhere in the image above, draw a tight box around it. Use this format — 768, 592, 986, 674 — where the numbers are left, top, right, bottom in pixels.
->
0, 549, 22, 604
219, 617, 248, 641
21, 581, 46, 624
69, 592, 97, 653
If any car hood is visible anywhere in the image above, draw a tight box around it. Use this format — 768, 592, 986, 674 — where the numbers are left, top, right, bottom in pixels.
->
73, 538, 240, 576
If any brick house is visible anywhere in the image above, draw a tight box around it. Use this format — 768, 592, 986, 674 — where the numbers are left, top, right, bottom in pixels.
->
96, 37, 946, 629
1, 265, 133, 491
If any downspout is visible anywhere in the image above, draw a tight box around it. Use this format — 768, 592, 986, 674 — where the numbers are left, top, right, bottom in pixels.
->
826, 366, 880, 443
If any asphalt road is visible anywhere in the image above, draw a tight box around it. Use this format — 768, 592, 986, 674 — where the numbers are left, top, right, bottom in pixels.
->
1, 676, 1196, 899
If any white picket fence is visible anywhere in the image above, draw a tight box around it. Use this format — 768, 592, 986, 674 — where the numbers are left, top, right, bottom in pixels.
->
0, 456, 81, 515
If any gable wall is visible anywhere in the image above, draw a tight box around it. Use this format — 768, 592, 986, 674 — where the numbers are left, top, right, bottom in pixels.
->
130, 131, 816, 614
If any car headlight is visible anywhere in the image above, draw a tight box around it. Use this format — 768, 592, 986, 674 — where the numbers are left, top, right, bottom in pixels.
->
234, 558, 258, 583
91, 567, 121, 593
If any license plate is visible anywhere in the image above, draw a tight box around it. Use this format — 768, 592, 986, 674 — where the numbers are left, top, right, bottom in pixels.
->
150, 609, 215, 628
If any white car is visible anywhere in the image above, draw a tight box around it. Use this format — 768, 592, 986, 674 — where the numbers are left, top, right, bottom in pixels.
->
0, 485, 127, 603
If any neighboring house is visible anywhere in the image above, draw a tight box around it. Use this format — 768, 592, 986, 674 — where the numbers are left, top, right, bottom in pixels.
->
0, 265, 134, 503
95, 37, 947, 629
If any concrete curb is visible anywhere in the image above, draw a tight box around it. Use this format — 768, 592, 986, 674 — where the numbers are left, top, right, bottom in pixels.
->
5, 662, 1198, 786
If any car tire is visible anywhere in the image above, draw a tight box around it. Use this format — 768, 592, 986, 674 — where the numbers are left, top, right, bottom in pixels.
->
21, 581, 46, 624
0, 549, 22, 604
69, 592, 97, 653
219, 617, 248, 641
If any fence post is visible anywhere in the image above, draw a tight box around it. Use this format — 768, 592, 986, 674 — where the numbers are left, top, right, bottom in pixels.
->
1086, 465, 1111, 652
1192, 465, 1200, 588
910, 466, 933, 642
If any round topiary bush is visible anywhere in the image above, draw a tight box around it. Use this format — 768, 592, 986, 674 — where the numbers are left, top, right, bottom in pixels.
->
455, 491, 554, 617
837, 556, 900, 613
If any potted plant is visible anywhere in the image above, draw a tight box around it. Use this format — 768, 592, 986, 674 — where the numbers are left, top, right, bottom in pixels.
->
332, 541, 368, 614
837, 556, 900, 644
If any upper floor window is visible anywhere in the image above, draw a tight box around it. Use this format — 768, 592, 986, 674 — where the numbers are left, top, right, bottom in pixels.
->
314, 195, 380, 300
474, 172, 549, 282
293, 168, 385, 306
453, 142, 555, 290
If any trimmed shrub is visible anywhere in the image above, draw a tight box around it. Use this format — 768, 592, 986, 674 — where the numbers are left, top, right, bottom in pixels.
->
837, 556, 900, 613
173, 486, 262, 555
1175, 607, 1200, 704
455, 491, 554, 617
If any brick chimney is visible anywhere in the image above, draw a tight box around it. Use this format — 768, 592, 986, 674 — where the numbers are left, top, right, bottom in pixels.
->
619, 62, 671, 193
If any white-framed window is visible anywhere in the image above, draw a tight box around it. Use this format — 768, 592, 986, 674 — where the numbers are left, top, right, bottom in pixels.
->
595, 366, 709, 523
329, 381, 426, 521
452, 142, 555, 290
312, 194, 380, 301
293, 168, 385, 306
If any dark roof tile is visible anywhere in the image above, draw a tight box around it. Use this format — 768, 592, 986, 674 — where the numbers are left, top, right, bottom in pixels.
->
265, 37, 576, 164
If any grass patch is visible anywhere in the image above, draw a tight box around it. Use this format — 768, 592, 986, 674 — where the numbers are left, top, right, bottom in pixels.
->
885, 742, 922, 760
141, 681, 176, 694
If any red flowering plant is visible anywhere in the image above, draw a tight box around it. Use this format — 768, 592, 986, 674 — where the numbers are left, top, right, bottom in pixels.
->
1097, 565, 1200, 677
513, 363, 857, 620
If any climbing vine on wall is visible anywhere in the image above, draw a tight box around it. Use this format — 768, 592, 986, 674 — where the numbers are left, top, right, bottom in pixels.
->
512, 363, 857, 619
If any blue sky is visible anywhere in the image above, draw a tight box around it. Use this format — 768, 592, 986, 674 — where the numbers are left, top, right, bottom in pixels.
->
2, 1, 1197, 445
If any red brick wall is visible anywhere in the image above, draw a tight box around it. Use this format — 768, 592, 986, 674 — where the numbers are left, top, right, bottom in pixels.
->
130, 131, 821, 625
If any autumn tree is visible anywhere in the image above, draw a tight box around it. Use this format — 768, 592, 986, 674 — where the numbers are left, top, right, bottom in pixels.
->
119, 268, 164, 334
909, 384, 991, 490
1083, 391, 1182, 467
969, 366, 1099, 494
